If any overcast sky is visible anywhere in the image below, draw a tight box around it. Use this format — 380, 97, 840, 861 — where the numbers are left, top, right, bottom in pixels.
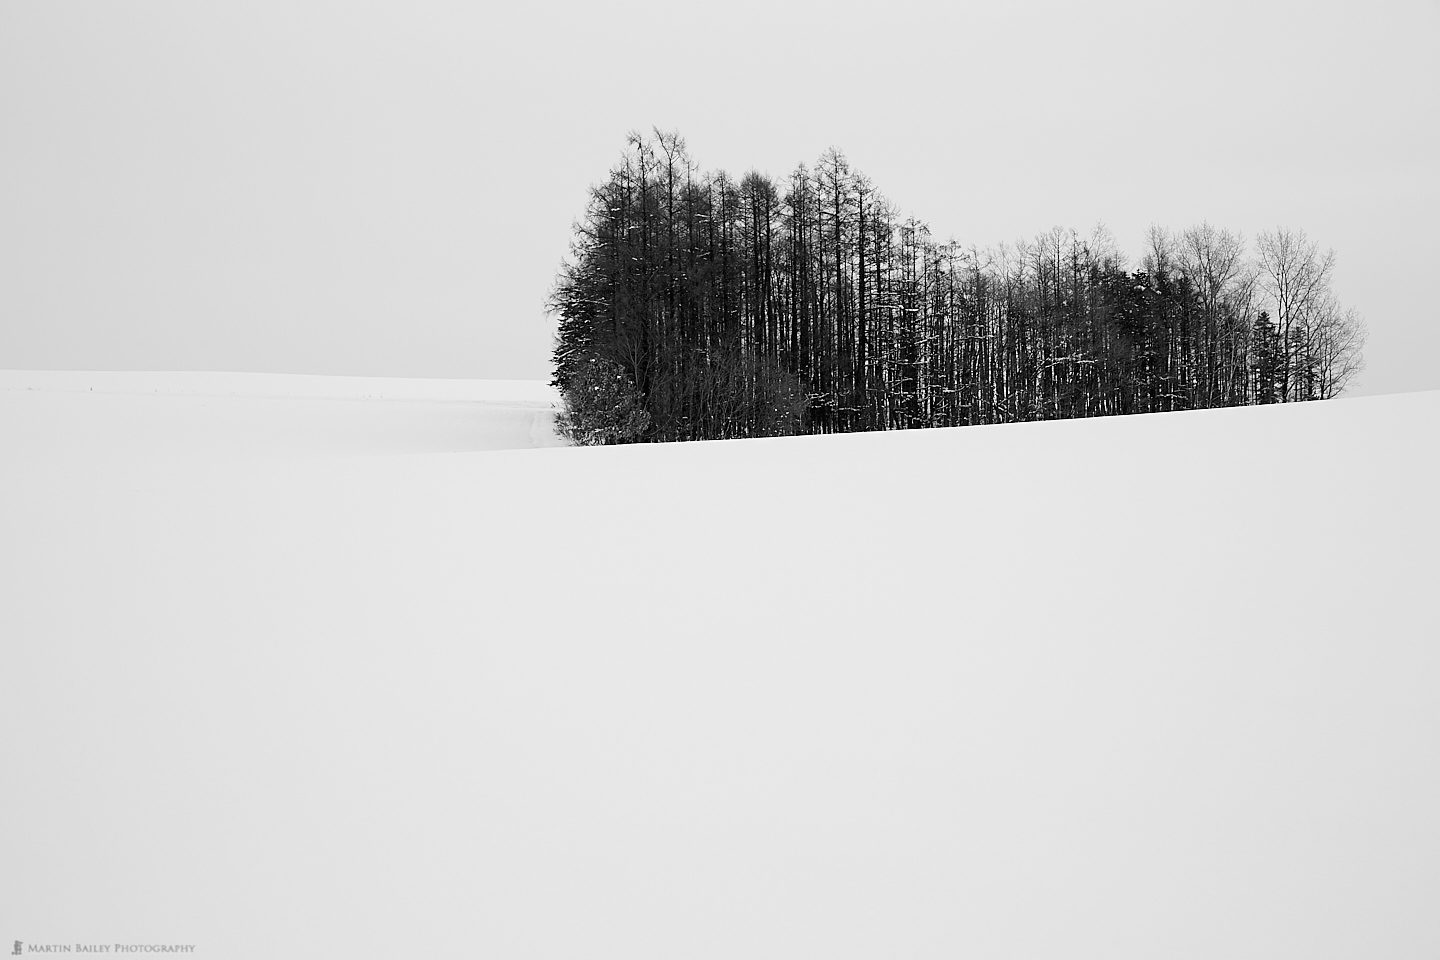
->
3, 0, 1437, 394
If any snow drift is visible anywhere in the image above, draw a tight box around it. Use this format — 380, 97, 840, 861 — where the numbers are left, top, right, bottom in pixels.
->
2, 371, 1437, 960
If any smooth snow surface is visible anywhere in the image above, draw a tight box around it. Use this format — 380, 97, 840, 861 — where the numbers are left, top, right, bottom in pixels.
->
3, 372, 1438, 960
0, 370, 565, 457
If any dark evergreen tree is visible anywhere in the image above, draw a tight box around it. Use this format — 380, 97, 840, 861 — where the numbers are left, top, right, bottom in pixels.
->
1250, 311, 1280, 404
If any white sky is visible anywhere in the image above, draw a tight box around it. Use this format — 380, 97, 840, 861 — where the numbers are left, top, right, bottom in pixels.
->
3, 0, 1437, 394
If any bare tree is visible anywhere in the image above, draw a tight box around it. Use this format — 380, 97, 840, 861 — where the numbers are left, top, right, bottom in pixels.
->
1142, 224, 1176, 278
1257, 228, 1335, 402
1304, 297, 1367, 399
1177, 223, 1252, 405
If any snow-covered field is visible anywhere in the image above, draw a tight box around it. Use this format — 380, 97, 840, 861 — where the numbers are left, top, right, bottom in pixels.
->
3, 371, 1438, 959
0, 370, 565, 458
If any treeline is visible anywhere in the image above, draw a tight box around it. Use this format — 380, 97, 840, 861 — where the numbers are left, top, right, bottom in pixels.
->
550, 130, 1366, 443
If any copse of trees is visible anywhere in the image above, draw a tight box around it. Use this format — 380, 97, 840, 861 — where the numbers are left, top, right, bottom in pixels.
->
550, 130, 1366, 444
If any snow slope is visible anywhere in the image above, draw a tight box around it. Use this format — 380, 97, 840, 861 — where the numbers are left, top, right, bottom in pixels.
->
0, 370, 565, 458
2, 373, 1438, 960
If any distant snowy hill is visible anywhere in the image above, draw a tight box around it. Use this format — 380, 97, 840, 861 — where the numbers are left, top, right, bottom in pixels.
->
0, 370, 566, 457
2, 372, 1438, 960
